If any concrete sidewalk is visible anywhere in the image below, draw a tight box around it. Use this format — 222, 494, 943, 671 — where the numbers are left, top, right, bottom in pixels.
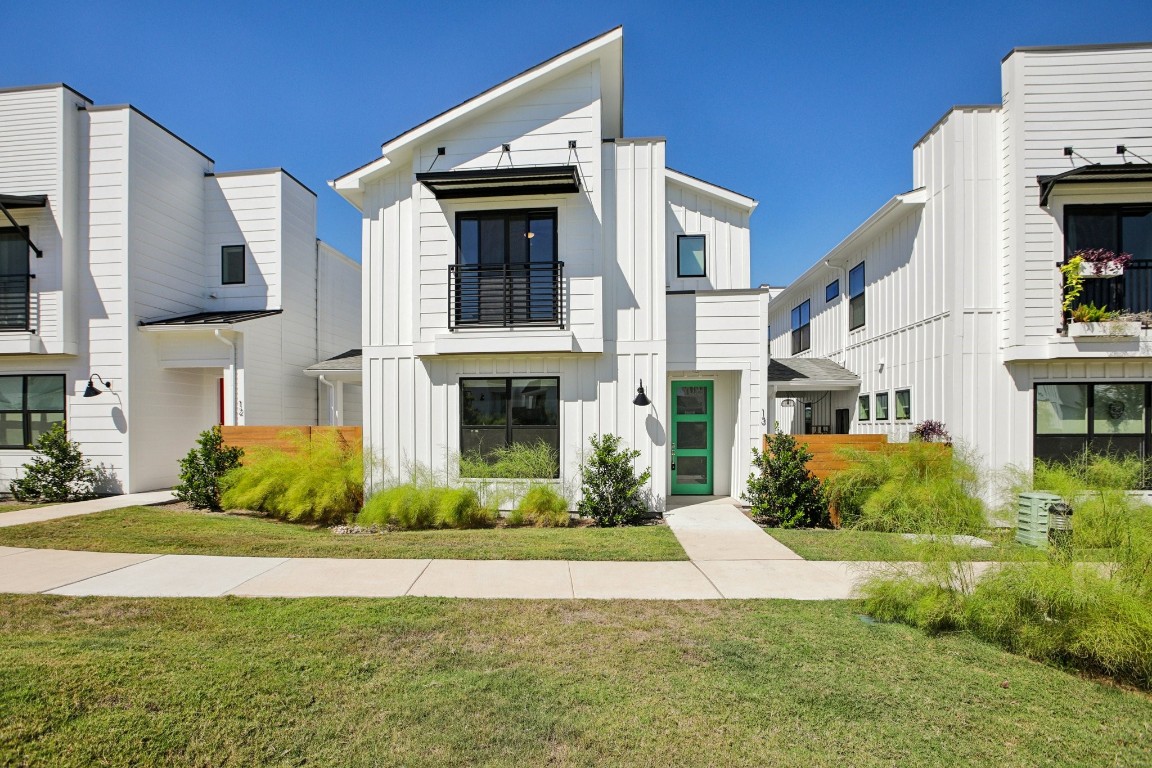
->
0, 546, 898, 600
0, 490, 175, 528
0, 493, 908, 600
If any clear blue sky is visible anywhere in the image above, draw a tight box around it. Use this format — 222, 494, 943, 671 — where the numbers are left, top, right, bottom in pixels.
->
9, 1, 1152, 286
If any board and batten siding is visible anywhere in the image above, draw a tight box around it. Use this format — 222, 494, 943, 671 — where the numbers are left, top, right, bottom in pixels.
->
665, 177, 752, 291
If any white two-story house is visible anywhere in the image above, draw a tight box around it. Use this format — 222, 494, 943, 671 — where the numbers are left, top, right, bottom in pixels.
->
332, 28, 766, 504
766, 41, 1152, 480
0, 83, 361, 493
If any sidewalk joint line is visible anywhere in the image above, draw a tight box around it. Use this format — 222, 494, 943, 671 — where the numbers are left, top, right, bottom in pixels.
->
224, 557, 293, 595
404, 558, 434, 596
36, 552, 165, 593
689, 560, 726, 599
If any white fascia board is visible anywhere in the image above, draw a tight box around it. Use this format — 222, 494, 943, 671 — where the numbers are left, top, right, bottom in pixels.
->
666, 169, 758, 210
330, 27, 624, 201
770, 188, 926, 306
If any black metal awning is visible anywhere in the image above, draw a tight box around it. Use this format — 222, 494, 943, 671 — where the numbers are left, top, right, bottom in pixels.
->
415, 165, 581, 200
139, 309, 283, 327
1038, 163, 1152, 206
0, 193, 48, 258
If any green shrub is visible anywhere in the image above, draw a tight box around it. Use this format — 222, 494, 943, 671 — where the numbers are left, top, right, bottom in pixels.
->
826, 441, 984, 534
515, 483, 570, 527
358, 483, 495, 530
173, 426, 243, 510
10, 423, 99, 503
577, 433, 651, 527
436, 487, 495, 528
220, 430, 364, 524
458, 441, 559, 479
742, 431, 827, 528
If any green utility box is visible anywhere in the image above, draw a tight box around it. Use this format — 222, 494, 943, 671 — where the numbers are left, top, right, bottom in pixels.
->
1017, 492, 1061, 548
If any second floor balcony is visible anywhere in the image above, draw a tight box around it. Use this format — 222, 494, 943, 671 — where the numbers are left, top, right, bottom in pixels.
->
0, 274, 31, 332
448, 261, 565, 330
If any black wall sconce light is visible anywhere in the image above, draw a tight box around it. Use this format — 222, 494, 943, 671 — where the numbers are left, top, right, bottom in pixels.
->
632, 379, 651, 407
83, 374, 113, 398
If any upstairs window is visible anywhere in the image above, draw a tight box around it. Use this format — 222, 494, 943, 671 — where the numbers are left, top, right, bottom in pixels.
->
848, 262, 866, 330
222, 245, 245, 285
790, 300, 811, 354
0, 228, 32, 330
1065, 205, 1152, 315
825, 280, 839, 302
0, 375, 65, 449
457, 209, 557, 266
677, 235, 706, 277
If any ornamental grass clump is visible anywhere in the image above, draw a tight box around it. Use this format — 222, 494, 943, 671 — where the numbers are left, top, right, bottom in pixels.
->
826, 440, 984, 534
220, 430, 366, 524
512, 482, 570, 527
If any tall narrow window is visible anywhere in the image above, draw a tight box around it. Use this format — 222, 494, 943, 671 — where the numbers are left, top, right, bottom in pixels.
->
895, 389, 911, 420
857, 394, 870, 421
677, 235, 706, 277
848, 262, 866, 330
221, 245, 245, 285
0, 375, 65, 449
790, 300, 811, 354
875, 391, 889, 421
0, 228, 31, 330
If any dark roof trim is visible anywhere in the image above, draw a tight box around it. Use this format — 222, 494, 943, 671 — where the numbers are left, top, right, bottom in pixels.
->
914, 104, 1001, 148
1038, 163, 1152, 206
209, 168, 317, 197
416, 165, 581, 200
0, 82, 93, 103
0, 194, 48, 209
87, 104, 214, 164
666, 166, 757, 204
1003, 41, 1152, 63
139, 309, 283, 327
306, 348, 362, 372
377, 26, 623, 152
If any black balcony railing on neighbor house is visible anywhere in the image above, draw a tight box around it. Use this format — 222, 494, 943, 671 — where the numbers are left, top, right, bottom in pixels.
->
0, 274, 31, 331
1077, 260, 1152, 316
449, 262, 564, 329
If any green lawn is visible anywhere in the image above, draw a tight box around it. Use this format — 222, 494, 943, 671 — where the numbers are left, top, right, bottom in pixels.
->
0, 501, 39, 514
766, 527, 1051, 562
1, 596, 1148, 767
0, 505, 688, 561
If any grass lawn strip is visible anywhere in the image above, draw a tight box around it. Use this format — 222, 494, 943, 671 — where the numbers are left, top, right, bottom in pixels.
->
0, 596, 1148, 767
0, 506, 688, 562
767, 527, 1055, 562
0, 502, 40, 514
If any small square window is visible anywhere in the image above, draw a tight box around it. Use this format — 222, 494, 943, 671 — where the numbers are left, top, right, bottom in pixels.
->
895, 389, 911, 420
222, 245, 245, 285
875, 392, 889, 421
826, 280, 839, 303
677, 235, 706, 277
857, 394, 870, 421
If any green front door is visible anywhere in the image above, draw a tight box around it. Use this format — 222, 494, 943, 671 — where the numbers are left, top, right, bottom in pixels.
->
671, 380, 713, 495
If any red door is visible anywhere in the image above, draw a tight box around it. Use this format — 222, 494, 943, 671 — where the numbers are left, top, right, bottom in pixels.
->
218, 378, 225, 425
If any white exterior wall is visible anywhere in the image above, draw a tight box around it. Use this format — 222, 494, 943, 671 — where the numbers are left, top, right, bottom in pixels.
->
666, 176, 752, 291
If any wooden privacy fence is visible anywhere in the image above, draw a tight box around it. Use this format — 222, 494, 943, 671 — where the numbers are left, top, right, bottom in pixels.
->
763, 433, 890, 480
220, 426, 363, 455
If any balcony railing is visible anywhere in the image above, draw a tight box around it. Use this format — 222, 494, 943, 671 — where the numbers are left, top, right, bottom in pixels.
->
1077, 260, 1152, 316
448, 262, 564, 329
0, 274, 30, 331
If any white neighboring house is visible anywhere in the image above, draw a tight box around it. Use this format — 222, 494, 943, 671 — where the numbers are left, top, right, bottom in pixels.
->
766, 42, 1152, 481
0, 83, 361, 494
332, 28, 766, 504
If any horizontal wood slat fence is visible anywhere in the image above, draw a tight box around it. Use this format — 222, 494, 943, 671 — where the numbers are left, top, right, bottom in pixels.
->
784, 434, 890, 480
220, 426, 363, 455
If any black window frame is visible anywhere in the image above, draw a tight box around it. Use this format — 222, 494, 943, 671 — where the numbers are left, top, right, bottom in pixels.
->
825, 279, 839, 303
857, 394, 870, 421
1063, 204, 1152, 317
459, 376, 560, 477
0, 226, 32, 332
1034, 382, 1152, 473
894, 389, 911, 421
790, 299, 811, 354
455, 208, 559, 267
848, 261, 866, 331
676, 234, 707, 278
875, 391, 889, 421
0, 374, 66, 450
221, 245, 246, 285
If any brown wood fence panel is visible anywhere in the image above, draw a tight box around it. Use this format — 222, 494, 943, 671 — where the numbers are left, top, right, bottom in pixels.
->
221, 426, 363, 455
762, 433, 889, 480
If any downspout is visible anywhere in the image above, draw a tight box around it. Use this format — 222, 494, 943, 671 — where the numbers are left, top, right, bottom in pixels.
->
214, 330, 237, 424
318, 374, 336, 426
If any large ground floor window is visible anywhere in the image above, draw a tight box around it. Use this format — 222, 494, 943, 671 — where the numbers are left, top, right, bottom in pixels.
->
1035, 382, 1150, 464
0, 374, 66, 449
460, 377, 559, 471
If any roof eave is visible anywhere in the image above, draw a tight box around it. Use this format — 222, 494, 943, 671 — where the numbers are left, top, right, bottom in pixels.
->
666, 168, 757, 210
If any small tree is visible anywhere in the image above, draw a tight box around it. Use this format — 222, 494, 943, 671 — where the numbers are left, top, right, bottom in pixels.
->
174, 425, 244, 510
578, 433, 652, 526
743, 430, 827, 528
10, 422, 99, 503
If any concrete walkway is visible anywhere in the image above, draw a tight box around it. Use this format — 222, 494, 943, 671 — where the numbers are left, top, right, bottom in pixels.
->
0, 494, 907, 600
0, 490, 175, 528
